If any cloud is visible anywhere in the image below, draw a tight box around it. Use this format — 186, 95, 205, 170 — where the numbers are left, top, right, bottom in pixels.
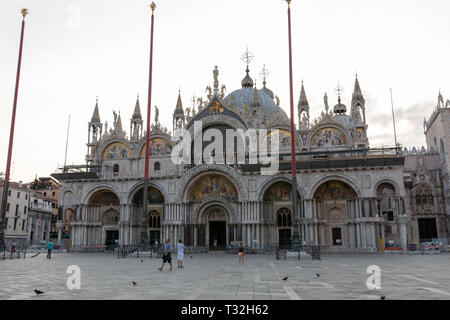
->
366, 93, 431, 148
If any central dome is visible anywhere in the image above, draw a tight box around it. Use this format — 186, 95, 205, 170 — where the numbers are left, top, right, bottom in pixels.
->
224, 88, 289, 122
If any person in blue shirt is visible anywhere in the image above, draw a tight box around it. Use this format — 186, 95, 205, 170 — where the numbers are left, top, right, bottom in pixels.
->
47, 241, 53, 259
158, 238, 172, 272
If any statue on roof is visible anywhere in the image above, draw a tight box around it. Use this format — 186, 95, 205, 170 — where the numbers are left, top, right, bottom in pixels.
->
324, 92, 329, 114
155, 105, 159, 124
220, 84, 226, 99
205, 86, 212, 100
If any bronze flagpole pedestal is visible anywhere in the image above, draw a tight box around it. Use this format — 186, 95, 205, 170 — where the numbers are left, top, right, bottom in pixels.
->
141, 2, 157, 250
0, 9, 28, 248
285, 0, 301, 251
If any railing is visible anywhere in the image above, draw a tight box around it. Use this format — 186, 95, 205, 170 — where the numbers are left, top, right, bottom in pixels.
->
73, 244, 111, 252
1, 245, 27, 260
275, 245, 321, 260
117, 245, 139, 258
99, 169, 187, 180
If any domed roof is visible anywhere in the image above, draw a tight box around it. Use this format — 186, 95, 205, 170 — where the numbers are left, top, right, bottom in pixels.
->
224, 87, 289, 122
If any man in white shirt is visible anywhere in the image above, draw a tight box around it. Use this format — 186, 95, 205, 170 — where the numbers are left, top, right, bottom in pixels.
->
177, 239, 185, 269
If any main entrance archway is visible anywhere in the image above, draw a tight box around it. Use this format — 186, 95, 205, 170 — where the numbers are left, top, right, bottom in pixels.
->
196, 203, 233, 250
207, 208, 227, 250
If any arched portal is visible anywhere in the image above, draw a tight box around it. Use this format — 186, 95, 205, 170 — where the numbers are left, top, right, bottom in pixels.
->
199, 204, 232, 250
88, 189, 121, 249
313, 180, 357, 247
262, 181, 301, 248
131, 186, 165, 245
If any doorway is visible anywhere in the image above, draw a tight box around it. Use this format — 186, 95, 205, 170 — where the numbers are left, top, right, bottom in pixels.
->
209, 221, 226, 250
332, 228, 342, 245
149, 230, 160, 245
279, 229, 291, 249
418, 218, 437, 241
105, 230, 119, 249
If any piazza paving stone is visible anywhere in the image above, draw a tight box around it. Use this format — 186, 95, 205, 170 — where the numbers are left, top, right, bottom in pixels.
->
0, 252, 449, 300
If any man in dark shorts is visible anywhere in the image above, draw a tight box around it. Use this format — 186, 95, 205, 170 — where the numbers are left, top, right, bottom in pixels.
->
158, 238, 172, 272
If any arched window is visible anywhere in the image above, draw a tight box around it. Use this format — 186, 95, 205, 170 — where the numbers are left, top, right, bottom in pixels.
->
277, 208, 292, 228
154, 162, 160, 171
113, 164, 119, 173
148, 211, 160, 229
415, 184, 433, 214
377, 183, 396, 221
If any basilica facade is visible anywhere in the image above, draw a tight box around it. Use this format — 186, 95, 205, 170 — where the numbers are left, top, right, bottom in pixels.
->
54, 65, 436, 253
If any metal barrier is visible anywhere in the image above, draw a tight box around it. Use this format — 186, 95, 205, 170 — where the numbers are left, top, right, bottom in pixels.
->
1, 245, 27, 260
276, 245, 321, 260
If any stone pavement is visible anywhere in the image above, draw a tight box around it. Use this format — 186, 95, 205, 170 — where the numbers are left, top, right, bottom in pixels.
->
0, 252, 449, 300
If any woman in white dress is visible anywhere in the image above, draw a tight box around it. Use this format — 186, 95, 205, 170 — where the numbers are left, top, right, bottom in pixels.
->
177, 239, 185, 268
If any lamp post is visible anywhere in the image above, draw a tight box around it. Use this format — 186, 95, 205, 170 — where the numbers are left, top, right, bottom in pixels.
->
141, 2, 156, 250
0, 9, 28, 248
284, 0, 301, 250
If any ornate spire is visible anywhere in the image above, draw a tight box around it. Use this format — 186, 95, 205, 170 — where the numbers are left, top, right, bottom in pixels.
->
351, 75, 366, 122
298, 81, 310, 129
115, 111, 123, 133
174, 90, 184, 115
297, 81, 309, 111
91, 97, 101, 123
333, 82, 347, 114
241, 46, 254, 88
260, 64, 274, 99
352, 74, 364, 100
173, 90, 185, 132
132, 94, 142, 120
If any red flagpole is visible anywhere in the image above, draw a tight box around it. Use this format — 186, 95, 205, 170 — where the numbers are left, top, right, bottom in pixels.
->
286, 0, 301, 248
141, 2, 156, 247
1, 9, 28, 246
144, 4, 155, 179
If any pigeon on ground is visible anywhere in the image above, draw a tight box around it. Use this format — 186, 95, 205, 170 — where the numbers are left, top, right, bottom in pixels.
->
31, 253, 40, 258
190, 255, 193, 258
132, 281, 137, 286
380, 296, 386, 300
34, 289, 44, 295
141, 260, 143, 262
316, 273, 320, 277
282, 276, 288, 281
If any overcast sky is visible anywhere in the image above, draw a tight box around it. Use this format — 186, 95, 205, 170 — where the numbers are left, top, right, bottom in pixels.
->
1, 0, 449, 183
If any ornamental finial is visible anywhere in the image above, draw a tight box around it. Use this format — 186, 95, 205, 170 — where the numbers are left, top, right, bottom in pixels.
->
21, 8, 28, 17
150, 2, 156, 12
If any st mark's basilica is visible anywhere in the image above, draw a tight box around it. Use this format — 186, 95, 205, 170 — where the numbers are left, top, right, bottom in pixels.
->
53, 60, 450, 253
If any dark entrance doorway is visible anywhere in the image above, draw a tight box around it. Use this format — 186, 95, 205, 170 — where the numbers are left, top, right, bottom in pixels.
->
209, 221, 226, 250
149, 230, 160, 245
418, 218, 438, 240
105, 230, 119, 250
279, 229, 291, 249
332, 228, 342, 245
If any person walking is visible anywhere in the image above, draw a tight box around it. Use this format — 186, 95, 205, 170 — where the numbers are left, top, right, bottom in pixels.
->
238, 242, 244, 265
11, 241, 16, 254
154, 240, 159, 254
47, 240, 53, 259
177, 239, 185, 269
158, 238, 172, 272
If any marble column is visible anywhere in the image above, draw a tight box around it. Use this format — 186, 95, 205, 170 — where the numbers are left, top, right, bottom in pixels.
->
400, 223, 407, 252
361, 222, 367, 248
356, 224, 361, 248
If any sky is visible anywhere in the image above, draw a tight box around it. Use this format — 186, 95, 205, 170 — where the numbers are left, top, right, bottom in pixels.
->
1, 0, 450, 183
